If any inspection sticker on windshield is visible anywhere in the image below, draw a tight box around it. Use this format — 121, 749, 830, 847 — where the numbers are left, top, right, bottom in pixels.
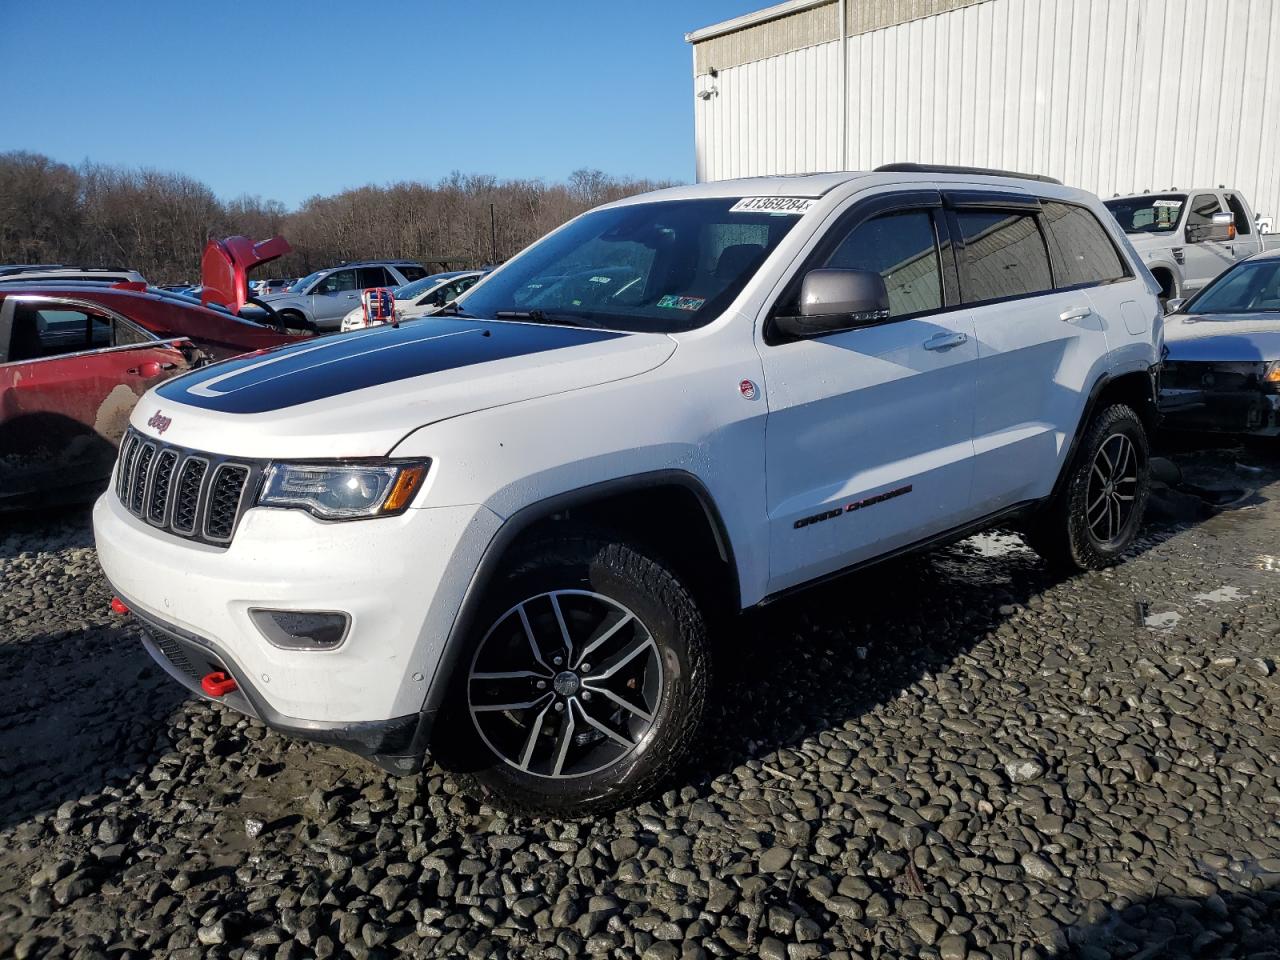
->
730, 196, 817, 215
1153, 199, 1183, 208
657, 294, 706, 311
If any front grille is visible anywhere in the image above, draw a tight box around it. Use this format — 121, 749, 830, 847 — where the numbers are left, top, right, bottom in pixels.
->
1162, 360, 1265, 394
148, 450, 178, 524
114, 427, 263, 547
172, 458, 208, 535
206, 465, 250, 541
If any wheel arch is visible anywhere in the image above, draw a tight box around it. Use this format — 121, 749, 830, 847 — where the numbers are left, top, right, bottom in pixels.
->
276, 305, 312, 325
1146, 263, 1180, 300
420, 470, 739, 718
1049, 366, 1159, 503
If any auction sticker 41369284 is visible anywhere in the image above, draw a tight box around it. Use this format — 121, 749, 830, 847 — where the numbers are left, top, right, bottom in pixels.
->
729, 197, 818, 215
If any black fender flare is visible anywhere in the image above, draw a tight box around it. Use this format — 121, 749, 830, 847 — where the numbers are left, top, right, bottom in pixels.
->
1047, 364, 1159, 504
419, 469, 738, 718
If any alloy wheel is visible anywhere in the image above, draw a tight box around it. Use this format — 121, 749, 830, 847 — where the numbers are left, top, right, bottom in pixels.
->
1086, 432, 1139, 544
468, 590, 663, 779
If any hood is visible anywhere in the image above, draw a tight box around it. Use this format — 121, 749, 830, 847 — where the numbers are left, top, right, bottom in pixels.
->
136, 317, 675, 457
201, 235, 292, 315
1123, 233, 1175, 252
1164, 312, 1280, 362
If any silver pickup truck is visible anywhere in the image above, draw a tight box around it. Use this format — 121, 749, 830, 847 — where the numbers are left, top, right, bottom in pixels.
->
1104, 188, 1280, 306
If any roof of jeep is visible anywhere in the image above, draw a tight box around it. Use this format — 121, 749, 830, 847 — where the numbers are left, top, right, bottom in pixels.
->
610, 172, 875, 205
606, 168, 1090, 208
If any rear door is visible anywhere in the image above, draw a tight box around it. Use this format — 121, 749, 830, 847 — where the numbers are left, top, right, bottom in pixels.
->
759, 189, 979, 592
949, 193, 1112, 513
0, 297, 193, 503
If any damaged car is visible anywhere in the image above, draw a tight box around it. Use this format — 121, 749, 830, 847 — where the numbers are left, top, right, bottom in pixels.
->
1, 236, 311, 508
1161, 248, 1280, 436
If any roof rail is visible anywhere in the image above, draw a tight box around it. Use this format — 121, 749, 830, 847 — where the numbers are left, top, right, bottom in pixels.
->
875, 162, 1063, 186
333, 259, 420, 268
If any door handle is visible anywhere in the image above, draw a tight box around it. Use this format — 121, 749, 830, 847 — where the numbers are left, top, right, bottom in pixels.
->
922, 331, 968, 351
1060, 307, 1093, 323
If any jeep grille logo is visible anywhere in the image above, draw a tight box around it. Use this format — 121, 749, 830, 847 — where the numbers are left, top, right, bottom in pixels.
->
146, 410, 172, 435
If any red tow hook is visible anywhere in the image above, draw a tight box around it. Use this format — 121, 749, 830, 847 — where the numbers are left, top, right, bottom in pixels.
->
201, 672, 238, 697
110, 597, 130, 616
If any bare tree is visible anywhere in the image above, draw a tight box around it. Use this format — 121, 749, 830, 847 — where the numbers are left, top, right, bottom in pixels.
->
0, 151, 677, 283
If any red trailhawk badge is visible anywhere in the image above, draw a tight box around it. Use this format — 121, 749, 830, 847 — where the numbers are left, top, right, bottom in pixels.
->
146, 410, 172, 435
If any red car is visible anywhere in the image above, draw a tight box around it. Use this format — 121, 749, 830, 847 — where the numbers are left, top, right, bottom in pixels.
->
1, 236, 312, 508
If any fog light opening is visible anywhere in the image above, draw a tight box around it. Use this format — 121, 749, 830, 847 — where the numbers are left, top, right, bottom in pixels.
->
249, 609, 350, 651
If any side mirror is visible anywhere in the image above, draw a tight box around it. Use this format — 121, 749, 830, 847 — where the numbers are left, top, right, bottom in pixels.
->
1188, 212, 1236, 243
1164, 297, 1186, 314
774, 269, 890, 339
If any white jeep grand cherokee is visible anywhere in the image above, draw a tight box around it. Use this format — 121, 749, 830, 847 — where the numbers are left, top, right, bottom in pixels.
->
95, 165, 1163, 815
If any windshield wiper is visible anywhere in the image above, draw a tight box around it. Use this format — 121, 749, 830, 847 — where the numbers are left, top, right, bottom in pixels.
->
434, 301, 481, 318
493, 309, 589, 327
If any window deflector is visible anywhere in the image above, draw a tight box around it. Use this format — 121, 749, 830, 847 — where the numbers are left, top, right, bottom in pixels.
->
765, 189, 945, 344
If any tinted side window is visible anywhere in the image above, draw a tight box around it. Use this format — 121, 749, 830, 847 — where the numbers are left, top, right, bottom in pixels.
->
7, 304, 120, 361
397, 265, 428, 282
1042, 202, 1128, 287
357, 267, 393, 288
956, 211, 1053, 302
1187, 194, 1222, 228
1225, 194, 1252, 235
112, 317, 152, 346
822, 210, 943, 317
316, 269, 358, 294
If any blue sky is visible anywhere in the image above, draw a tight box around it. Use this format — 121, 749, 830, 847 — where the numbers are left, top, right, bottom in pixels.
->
0, 1, 760, 209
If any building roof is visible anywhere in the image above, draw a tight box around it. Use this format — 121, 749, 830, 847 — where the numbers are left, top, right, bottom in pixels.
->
685, 0, 829, 44
686, 0, 992, 75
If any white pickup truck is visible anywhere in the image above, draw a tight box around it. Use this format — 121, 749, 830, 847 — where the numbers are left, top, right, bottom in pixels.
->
1104, 188, 1280, 305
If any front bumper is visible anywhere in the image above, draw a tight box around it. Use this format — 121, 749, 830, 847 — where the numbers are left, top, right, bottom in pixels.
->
1158, 360, 1280, 435
93, 488, 501, 732
127, 598, 434, 772
1159, 387, 1280, 435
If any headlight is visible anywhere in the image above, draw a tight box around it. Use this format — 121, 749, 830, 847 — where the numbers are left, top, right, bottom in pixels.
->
1264, 361, 1280, 392
258, 461, 429, 519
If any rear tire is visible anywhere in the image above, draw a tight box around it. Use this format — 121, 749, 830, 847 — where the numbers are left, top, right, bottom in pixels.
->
444, 534, 709, 817
1025, 403, 1151, 570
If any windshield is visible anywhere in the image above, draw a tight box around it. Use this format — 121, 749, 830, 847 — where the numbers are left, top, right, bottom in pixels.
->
1104, 194, 1186, 234
290, 270, 325, 294
1185, 259, 1280, 314
456, 198, 804, 333
158, 288, 272, 324
395, 275, 453, 300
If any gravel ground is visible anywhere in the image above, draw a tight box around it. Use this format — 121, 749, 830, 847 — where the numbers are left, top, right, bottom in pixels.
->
2, 444, 1279, 960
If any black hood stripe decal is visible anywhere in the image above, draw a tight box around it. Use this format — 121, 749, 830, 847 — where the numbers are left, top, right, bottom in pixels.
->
158, 317, 626, 414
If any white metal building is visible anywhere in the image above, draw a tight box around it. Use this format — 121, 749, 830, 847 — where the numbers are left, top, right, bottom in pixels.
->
687, 0, 1280, 220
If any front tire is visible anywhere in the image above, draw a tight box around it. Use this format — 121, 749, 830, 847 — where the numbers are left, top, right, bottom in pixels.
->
449, 535, 709, 817
278, 310, 315, 333
1026, 403, 1151, 570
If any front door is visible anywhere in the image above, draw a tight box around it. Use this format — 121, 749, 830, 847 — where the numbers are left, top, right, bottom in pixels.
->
1181, 192, 1235, 294
0, 297, 192, 504
759, 190, 978, 593
311, 267, 360, 326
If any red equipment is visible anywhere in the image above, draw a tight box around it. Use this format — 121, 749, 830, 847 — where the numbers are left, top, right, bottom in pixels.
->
361, 287, 398, 329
